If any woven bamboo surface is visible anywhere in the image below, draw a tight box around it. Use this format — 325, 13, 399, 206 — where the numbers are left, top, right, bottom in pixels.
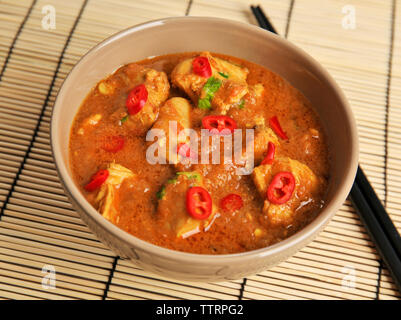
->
0, 0, 400, 300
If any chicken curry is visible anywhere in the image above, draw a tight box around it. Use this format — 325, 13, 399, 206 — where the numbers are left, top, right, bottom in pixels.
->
69, 52, 330, 254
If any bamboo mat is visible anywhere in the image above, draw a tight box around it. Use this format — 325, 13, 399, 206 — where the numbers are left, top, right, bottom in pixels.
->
0, 0, 399, 300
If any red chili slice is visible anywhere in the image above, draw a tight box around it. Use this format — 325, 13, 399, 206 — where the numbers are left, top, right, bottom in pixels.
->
186, 186, 213, 220
269, 116, 288, 140
267, 171, 295, 205
126, 84, 148, 115
261, 142, 276, 165
102, 136, 125, 153
202, 115, 237, 135
84, 169, 109, 192
192, 56, 212, 78
176, 143, 197, 160
220, 194, 243, 212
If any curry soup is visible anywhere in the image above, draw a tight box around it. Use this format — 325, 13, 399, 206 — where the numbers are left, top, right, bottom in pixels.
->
69, 52, 330, 254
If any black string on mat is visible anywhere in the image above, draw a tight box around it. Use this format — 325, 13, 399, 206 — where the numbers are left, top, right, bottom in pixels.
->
250, 4, 401, 294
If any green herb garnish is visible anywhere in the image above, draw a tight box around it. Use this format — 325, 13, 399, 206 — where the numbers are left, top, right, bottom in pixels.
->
121, 115, 129, 123
198, 98, 212, 110
156, 186, 166, 200
167, 177, 178, 184
238, 99, 245, 109
218, 71, 229, 78
177, 171, 201, 182
197, 76, 222, 109
203, 76, 222, 97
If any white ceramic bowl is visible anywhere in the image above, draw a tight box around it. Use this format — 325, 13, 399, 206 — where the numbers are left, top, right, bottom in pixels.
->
51, 17, 358, 281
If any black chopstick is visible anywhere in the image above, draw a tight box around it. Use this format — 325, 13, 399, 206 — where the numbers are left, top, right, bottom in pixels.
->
250, 5, 277, 34
350, 168, 401, 290
251, 4, 401, 293
354, 166, 401, 258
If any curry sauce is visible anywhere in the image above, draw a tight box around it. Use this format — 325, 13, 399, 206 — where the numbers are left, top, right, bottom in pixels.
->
69, 52, 330, 254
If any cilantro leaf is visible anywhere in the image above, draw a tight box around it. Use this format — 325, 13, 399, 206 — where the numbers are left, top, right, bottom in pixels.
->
238, 99, 245, 109
197, 76, 222, 109
156, 186, 166, 200
176, 172, 201, 181
198, 98, 211, 110
203, 77, 222, 98
218, 71, 229, 78
167, 177, 178, 184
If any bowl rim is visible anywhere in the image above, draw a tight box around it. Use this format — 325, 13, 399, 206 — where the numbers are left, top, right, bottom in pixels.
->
51, 16, 359, 264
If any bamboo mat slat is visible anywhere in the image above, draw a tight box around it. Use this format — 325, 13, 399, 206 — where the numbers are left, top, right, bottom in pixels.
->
0, 0, 33, 71
0, 0, 399, 300
108, 258, 242, 300
0, 0, 116, 300
280, 0, 400, 300
379, 0, 401, 299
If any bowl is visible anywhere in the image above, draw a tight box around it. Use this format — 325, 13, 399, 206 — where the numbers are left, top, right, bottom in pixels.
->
51, 17, 358, 281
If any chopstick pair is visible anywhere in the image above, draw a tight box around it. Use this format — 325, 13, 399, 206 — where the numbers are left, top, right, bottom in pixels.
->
250, 4, 401, 293
350, 167, 401, 291
250, 5, 277, 34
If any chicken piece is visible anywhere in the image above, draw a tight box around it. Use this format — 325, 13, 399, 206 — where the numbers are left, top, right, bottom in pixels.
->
251, 127, 280, 164
77, 113, 102, 135
226, 83, 266, 129
211, 80, 248, 114
149, 97, 192, 164
242, 84, 265, 123
94, 163, 135, 223
157, 172, 217, 238
251, 157, 322, 226
118, 65, 170, 136
249, 83, 265, 98
171, 52, 249, 114
228, 125, 279, 174
144, 69, 170, 108
299, 128, 321, 156
98, 79, 118, 95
